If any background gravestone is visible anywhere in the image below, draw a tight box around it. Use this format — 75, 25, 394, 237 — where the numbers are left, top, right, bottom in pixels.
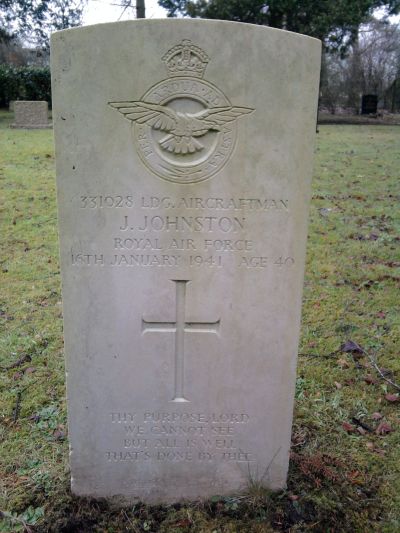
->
51, 20, 321, 503
11, 100, 51, 129
361, 94, 378, 115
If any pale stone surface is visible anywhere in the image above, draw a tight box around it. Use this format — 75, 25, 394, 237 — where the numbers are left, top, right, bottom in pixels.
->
11, 100, 51, 128
51, 20, 321, 503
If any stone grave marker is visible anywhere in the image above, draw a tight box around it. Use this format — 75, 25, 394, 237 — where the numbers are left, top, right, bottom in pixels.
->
51, 20, 321, 503
361, 94, 378, 115
11, 100, 51, 129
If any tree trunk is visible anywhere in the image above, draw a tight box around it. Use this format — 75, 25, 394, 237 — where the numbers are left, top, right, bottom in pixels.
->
136, 0, 145, 18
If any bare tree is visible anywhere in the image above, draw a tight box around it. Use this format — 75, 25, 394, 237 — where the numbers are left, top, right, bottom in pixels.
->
320, 19, 400, 113
357, 19, 400, 95
136, 0, 145, 18
114, 0, 145, 20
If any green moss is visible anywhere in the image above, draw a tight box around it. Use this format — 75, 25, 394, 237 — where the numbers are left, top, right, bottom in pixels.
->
1, 114, 399, 532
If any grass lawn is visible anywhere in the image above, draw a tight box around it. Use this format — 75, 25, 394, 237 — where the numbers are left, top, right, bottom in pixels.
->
0, 108, 399, 532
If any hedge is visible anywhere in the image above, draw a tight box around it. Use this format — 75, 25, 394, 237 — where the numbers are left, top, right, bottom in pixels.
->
0, 65, 51, 108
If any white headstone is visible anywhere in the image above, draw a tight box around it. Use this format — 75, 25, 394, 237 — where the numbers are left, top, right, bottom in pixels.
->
51, 20, 320, 503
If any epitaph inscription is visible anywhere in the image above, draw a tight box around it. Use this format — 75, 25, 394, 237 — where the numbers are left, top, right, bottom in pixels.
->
52, 19, 321, 503
106, 411, 253, 464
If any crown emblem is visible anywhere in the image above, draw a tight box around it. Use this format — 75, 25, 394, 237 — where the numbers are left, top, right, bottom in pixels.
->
162, 39, 209, 79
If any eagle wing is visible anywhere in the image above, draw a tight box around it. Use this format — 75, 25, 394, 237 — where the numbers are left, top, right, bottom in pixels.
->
192, 106, 254, 128
109, 101, 178, 132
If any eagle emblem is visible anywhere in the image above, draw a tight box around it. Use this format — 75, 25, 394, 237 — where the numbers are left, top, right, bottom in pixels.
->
109, 101, 253, 155
109, 40, 254, 184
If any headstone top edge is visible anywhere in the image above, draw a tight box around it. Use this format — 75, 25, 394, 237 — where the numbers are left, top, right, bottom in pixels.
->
50, 19, 322, 48
12, 100, 48, 103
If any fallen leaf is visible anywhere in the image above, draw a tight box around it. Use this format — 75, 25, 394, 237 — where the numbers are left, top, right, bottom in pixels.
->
375, 422, 393, 435
364, 374, 378, 385
376, 311, 386, 319
173, 519, 191, 528
24, 367, 36, 374
341, 340, 364, 354
342, 422, 354, 432
338, 358, 350, 369
347, 470, 361, 483
334, 382, 342, 389
385, 393, 399, 403
371, 412, 383, 420
366, 442, 374, 450
356, 426, 367, 435
53, 430, 65, 441
288, 494, 299, 501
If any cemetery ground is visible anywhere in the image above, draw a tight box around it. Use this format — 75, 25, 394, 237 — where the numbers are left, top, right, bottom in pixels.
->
0, 108, 399, 532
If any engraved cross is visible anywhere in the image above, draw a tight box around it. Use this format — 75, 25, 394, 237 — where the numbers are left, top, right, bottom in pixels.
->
142, 280, 220, 403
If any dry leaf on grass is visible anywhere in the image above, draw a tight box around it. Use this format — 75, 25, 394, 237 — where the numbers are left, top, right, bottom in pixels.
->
375, 422, 393, 435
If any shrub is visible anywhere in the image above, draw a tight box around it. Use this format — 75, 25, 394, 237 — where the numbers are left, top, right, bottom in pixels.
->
0, 66, 51, 107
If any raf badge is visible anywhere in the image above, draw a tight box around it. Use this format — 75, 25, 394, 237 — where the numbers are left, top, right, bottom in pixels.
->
109, 40, 253, 184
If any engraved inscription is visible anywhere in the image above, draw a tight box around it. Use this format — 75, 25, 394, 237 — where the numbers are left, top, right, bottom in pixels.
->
80, 195, 134, 208
119, 215, 245, 232
70, 194, 295, 269
80, 196, 289, 211
106, 411, 254, 463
